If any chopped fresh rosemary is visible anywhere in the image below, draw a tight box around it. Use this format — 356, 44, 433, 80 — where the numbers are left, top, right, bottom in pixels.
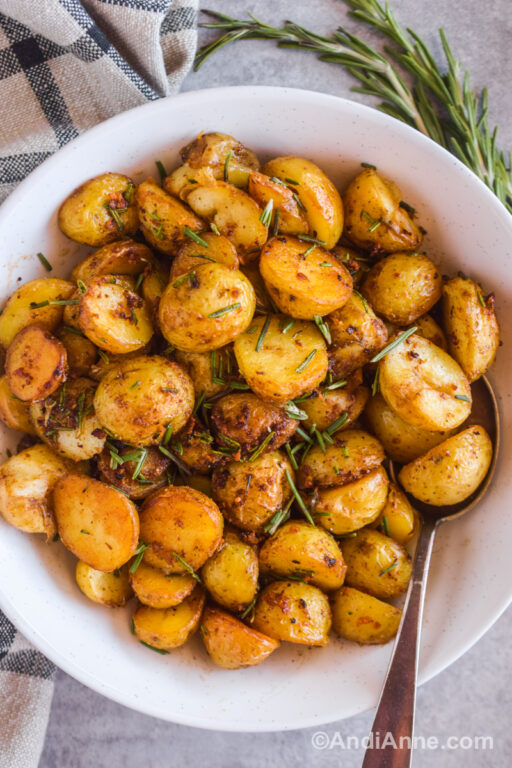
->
301, 244, 316, 259
353, 289, 369, 312
399, 200, 415, 215
378, 560, 398, 577
273, 208, 280, 236
130, 542, 149, 574
184, 227, 209, 247
63, 325, 85, 337
370, 326, 418, 363
295, 349, 317, 373
313, 314, 331, 345
155, 159, 167, 181
259, 199, 274, 227
37, 252, 52, 271
477, 289, 486, 307
97, 349, 109, 364
192, 252, 217, 263
256, 314, 271, 351
296, 425, 314, 444
361, 162, 376, 170
173, 271, 197, 289
248, 430, 275, 461
104, 203, 124, 231
297, 234, 326, 245
124, 182, 134, 204
264, 496, 294, 535
163, 422, 174, 445
285, 178, 300, 185
224, 150, 232, 181
381, 515, 390, 536
455, 394, 471, 402
210, 222, 221, 235
129, 380, 141, 390
372, 366, 380, 396
131, 449, 147, 481
284, 400, 308, 420
173, 551, 202, 583
240, 598, 257, 619
281, 318, 295, 334
319, 262, 333, 267
140, 641, 169, 655
134, 273, 144, 291
361, 209, 381, 232
326, 413, 348, 435
285, 441, 298, 470
208, 303, 241, 318
325, 379, 347, 390
77, 279, 88, 294
285, 469, 315, 526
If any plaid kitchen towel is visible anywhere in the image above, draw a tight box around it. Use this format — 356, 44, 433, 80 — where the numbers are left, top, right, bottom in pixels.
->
0, 1, 198, 766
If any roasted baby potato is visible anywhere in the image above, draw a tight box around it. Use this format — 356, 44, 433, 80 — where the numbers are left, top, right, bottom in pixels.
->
201, 605, 280, 669
6, 325, 67, 402
93, 355, 194, 445
53, 474, 140, 571
59, 172, 138, 246
361, 252, 442, 325
0, 444, 70, 536
139, 485, 224, 572
248, 171, 308, 235
132, 585, 205, 651
342, 529, 412, 599
371, 482, 419, 545
0, 374, 37, 433
174, 346, 239, 399
331, 586, 401, 645
76, 561, 132, 607
253, 580, 332, 646
55, 326, 97, 376
178, 419, 226, 475
71, 239, 153, 283
129, 562, 196, 608
136, 177, 205, 255
343, 168, 422, 252
234, 314, 328, 404
442, 276, 500, 382
379, 333, 472, 431
0, 278, 75, 348
142, 262, 168, 319
211, 450, 293, 533
262, 156, 344, 249
180, 131, 260, 187
301, 381, 369, 433
210, 392, 297, 456
169, 232, 239, 279
158, 263, 256, 352
201, 529, 259, 611
259, 236, 352, 319
97, 444, 170, 500
398, 425, 493, 506
327, 292, 388, 379
312, 466, 389, 535
297, 429, 386, 489
259, 520, 346, 591
410, 313, 447, 350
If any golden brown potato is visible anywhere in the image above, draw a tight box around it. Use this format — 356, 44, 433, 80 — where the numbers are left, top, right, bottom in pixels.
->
248, 171, 309, 235
142, 262, 168, 319
30, 378, 105, 461
370, 482, 419, 546
331, 245, 371, 287
331, 586, 401, 645
55, 326, 97, 376
259, 520, 346, 591
240, 261, 274, 313
0, 375, 37, 433
0, 278, 75, 348
169, 232, 239, 280
212, 450, 293, 533
312, 466, 389, 535
398, 425, 493, 506
164, 164, 217, 201
234, 314, 328, 404
259, 235, 352, 319
410, 313, 447, 350
180, 131, 260, 187
201, 530, 259, 611
59, 172, 138, 246
129, 562, 197, 608
297, 429, 385, 489
442, 276, 500, 382
76, 562, 132, 607
343, 168, 422, 252
262, 156, 344, 249
327, 292, 388, 379
364, 392, 456, 464
93, 355, 194, 446
174, 346, 239, 399
53, 474, 140, 571
379, 333, 472, 432
210, 392, 297, 456
252, 580, 332, 646
0, 444, 70, 536
136, 177, 205, 255
341, 529, 412, 599
71, 239, 154, 283
97, 444, 171, 500
201, 605, 280, 669
361, 252, 442, 325
6, 326, 67, 402
178, 418, 226, 475
158, 263, 256, 353
301, 382, 369, 433
132, 586, 205, 651
139, 485, 224, 573
78, 275, 153, 354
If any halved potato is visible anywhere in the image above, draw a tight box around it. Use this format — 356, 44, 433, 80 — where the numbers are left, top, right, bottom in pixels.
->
132, 586, 205, 651
331, 586, 401, 644
301, 382, 369, 433
0, 374, 37, 433
129, 561, 196, 608
169, 232, 239, 279
297, 429, 385, 489
71, 239, 153, 283
408, 313, 446, 350
370, 482, 419, 545
247, 171, 308, 235
201, 605, 280, 669
97, 444, 170, 500
0, 278, 75, 348
6, 325, 67, 402
312, 466, 389, 535
164, 164, 218, 201
252, 580, 332, 646
76, 561, 132, 607
180, 132, 260, 184
136, 177, 205, 255
341, 529, 412, 599
327, 292, 388, 379
55, 326, 97, 376
201, 530, 259, 611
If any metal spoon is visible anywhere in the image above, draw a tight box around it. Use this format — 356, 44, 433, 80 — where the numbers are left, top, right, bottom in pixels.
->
362, 375, 500, 768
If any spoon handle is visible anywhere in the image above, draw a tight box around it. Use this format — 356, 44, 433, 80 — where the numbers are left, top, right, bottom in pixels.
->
361, 517, 438, 768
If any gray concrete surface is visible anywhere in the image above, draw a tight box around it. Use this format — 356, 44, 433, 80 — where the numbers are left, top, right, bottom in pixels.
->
39, 1, 512, 766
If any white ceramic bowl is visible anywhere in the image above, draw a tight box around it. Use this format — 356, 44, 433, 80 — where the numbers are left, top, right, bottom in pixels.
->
0, 87, 511, 731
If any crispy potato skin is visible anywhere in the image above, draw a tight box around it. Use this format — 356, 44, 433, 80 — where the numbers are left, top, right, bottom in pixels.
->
212, 450, 293, 533
361, 253, 442, 325
327, 292, 388, 379
313, 466, 389, 535
211, 393, 297, 456
159, 263, 256, 353
343, 169, 422, 252
174, 346, 239, 399
234, 315, 328, 404
129, 562, 197, 608
0, 444, 70, 536
0, 279, 75, 349
180, 132, 260, 187
259, 520, 346, 591
54, 474, 140, 571
71, 239, 154, 282
97, 445, 170, 500
248, 172, 308, 235
201, 605, 280, 669
136, 177, 205, 255
76, 562, 132, 607
370, 482, 419, 545
0, 374, 37, 433
259, 236, 352, 319
253, 580, 332, 646
442, 276, 500, 382
59, 173, 138, 246
139, 485, 224, 572
93, 355, 194, 446
379, 333, 472, 432
6, 326, 68, 402
341, 529, 412, 599
169, 232, 239, 279
201, 530, 259, 611
55, 326, 97, 376
301, 383, 369, 432
262, 157, 344, 249
142, 262, 168, 320
410, 313, 447, 350
331, 586, 401, 645
398, 425, 493, 506
133, 586, 205, 650
297, 429, 386, 489
178, 418, 226, 475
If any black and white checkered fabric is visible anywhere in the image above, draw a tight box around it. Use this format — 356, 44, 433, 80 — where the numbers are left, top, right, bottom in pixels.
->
0, 2, 197, 765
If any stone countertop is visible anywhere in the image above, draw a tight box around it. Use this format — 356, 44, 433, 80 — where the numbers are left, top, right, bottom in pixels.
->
39, 1, 512, 765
